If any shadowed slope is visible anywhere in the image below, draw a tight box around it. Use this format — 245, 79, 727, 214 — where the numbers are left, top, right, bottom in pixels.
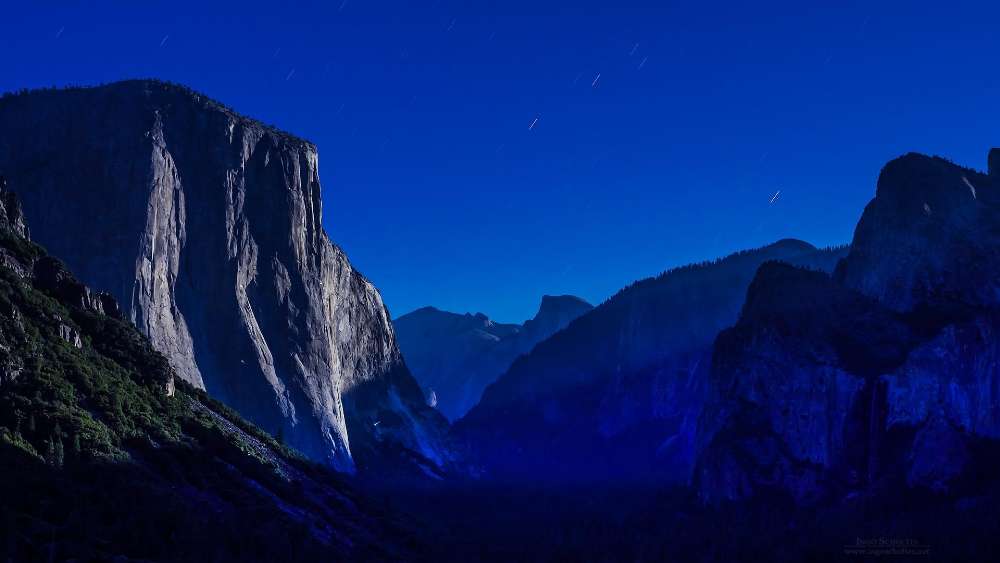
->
456, 239, 847, 483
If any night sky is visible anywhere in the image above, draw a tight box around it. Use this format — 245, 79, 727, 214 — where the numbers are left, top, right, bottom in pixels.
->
2, 1, 1000, 322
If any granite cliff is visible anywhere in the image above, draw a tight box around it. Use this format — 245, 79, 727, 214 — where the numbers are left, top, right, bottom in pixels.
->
0, 80, 451, 475
0, 178, 416, 561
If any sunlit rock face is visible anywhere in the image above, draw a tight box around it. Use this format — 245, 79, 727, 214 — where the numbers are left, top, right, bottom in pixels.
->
698, 152, 1000, 503
394, 295, 593, 421
0, 80, 452, 475
456, 240, 846, 484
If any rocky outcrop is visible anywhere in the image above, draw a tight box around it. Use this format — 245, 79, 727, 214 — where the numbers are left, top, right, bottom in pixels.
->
33, 256, 121, 318
394, 294, 592, 420
456, 240, 847, 483
835, 153, 1000, 312
0, 177, 171, 393
0, 80, 451, 474
699, 150, 1000, 503
696, 263, 918, 503
0, 177, 28, 240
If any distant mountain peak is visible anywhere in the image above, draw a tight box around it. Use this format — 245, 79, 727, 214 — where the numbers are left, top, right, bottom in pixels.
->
766, 238, 816, 252
537, 294, 591, 314
525, 294, 593, 336
394, 294, 593, 421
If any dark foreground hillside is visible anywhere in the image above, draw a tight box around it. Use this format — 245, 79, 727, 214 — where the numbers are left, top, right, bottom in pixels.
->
0, 180, 416, 562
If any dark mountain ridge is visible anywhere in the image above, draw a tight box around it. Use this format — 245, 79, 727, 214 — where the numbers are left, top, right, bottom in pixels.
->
456, 239, 848, 483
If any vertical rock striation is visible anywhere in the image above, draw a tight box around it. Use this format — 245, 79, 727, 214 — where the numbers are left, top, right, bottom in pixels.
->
0, 80, 451, 474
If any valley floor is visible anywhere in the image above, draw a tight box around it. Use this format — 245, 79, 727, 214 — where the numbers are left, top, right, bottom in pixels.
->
369, 479, 1000, 562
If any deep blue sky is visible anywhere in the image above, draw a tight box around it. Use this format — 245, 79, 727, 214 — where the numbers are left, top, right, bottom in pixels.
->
2, 1, 1000, 322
